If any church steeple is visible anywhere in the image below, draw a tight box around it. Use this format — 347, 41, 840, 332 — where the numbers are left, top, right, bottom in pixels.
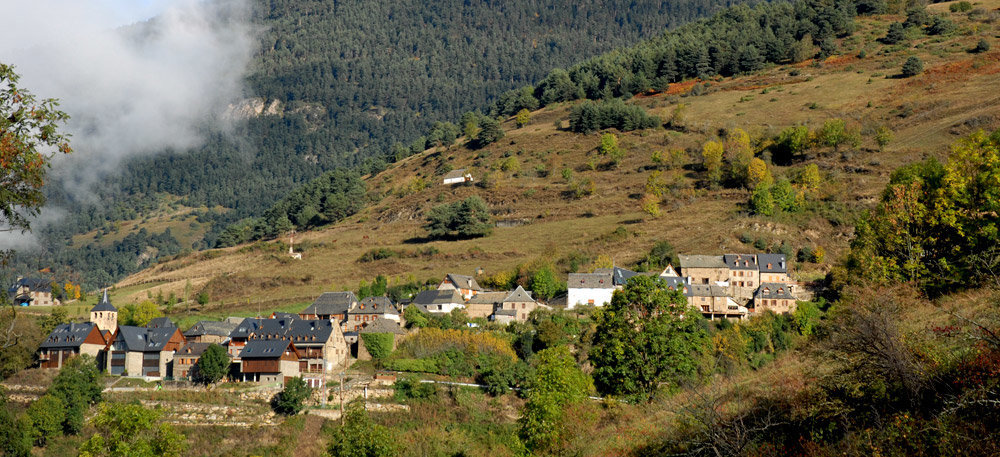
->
90, 289, 118, 333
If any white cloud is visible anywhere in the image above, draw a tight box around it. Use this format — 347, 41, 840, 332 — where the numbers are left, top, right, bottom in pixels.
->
0, 0, 256, 200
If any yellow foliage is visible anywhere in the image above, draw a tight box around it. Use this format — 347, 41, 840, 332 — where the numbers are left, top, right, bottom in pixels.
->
640, 194, 661, 218
397, 327, 516, 361
747, 157, 773, 190
593, 254, 614, 270
701, 141, 724, 184
645, 171, 667, 197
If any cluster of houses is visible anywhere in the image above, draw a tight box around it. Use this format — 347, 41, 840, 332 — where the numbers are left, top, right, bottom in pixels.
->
567, 253, 801, 320
33, 253, 800, 383
35, 274, 545, 385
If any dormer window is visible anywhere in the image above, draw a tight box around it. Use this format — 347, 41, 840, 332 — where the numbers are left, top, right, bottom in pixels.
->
767, 263, 772, 269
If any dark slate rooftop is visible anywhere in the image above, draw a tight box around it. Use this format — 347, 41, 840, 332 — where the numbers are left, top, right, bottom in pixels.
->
112, 326, 178, 352
466, 291, 507, 305
756, 283, 796, 300
359, 318, 406, 334
11, 277, 51, 292
91, 290, 117, 312
301, 291, 358, 316
39, 322, 99, 348
757, 254, 788, 273
177, 342, 214, 358
146, 317, 176, 329
353, 296, 398, 315
271, 312, 300, 320
723, 254, 759, 270
685, 284, 729, 298
239, 339, 294, 359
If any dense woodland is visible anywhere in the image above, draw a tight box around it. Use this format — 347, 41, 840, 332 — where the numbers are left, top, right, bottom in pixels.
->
12, 0, 757, 287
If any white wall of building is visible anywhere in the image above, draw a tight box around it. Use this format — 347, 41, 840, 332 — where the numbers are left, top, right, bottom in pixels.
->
567, 288, 614, 309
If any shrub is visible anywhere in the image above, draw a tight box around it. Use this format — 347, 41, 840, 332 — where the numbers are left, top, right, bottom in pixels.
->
383, 358, 439, 373
193, 344, 230, 385
950, 1, 972, 12
27, 394, 64, 446
393, 376, 438, 402
972, 38, 991, 54
360, 333, 394, 362
901, 57, 923, 78
271, 377, 312, 415
327, 406, 398, 457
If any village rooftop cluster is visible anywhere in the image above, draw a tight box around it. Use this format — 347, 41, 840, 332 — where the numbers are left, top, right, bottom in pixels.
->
25, 252, 801, 384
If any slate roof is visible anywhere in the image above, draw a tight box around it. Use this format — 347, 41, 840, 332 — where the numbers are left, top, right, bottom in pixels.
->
756, 283, 796, 300
444, 274, 483, 291
757, 254, 788, 273
723, 254, 758, 270
229, 318, 266, 340
146, 317, 176, 329
113, 326, 179, 352
493, 309, 517, 316
239, 339, 295, 359
412, 289, 464, 306
567, 273, 614, 289
679, 255, 727, 269
184, 320, 239, 338
685, 284, 729, 298
177, 342, 214, 357
359, 318, 406, 335
40, 323, 99, 348
287, 319, 336, 346
271, 312, 300, 320
11, 277, 51, 292
660, 276, 687, 290
354, 296, 398, 314
503, 286, 535, 303
466, 291, 507, 305
91, 290, 117, 312
301, 291, 358, 316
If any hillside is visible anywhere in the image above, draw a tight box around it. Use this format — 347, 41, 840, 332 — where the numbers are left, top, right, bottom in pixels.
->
12, 0, 751, 288
104, 0, 1000, 319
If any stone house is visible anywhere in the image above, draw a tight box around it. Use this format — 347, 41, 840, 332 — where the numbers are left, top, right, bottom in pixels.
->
686, 284, 748, 320
412, 289, 465, 314
465, 291, 507, 319
238, 338, 301, 384
38, 323, 107, 369
105, 325, 186, 378
754, 283, 798, 314
679, 255, 730, 285
285, 319, 349, 374
174, 342, 214, 380
494, 286, 538, 323
346, 296, 401, 332
757, 254, 791, 283
437, 274, 484, 300
8, 277, 59, 307
299, 291, 359, 322
567, 272, 615, 309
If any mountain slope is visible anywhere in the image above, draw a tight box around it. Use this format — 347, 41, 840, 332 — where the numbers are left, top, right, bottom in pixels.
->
105, 0, 1000, 316
18, 0, 754, 287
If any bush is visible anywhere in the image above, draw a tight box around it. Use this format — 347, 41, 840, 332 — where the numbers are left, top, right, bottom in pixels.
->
327, 406, 398, 457
901, 56, 923, 77
193, 344, 230, 385
271, 377, 312, 416
383, 358, 439, 373
27, 394, 64, 446
972, 39, 991, 54
950, 1, 972, 12
393, 376, 438, 402
360, 333, 394, 362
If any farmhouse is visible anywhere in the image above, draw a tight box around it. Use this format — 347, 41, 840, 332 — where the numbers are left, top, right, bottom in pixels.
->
105, 325, 186, 378
437, 273, 484, 300
8, 277, 60, 307
346, 296, 401, 331
754, 283, 798, 314
299, 291, 359, 321
412, 289, 466, 314
174, 342, 215, 380
184, 320, 239, 344
238, 338, 301, 384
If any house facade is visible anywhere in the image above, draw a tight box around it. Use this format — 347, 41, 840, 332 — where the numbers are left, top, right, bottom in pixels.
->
238, 339, 301, 384
105, 325, 186, 378
412, 289, 465, 314
442, 168, 473, 185
299, 291, 359, 322
183, 320, 239, 344
9, 277, 59, 307
679, 255, 730, 285
346, 296, 401, 331
686, 284, 748, 320
174, 342, 215, 380
567, 273, 615, 309
754, 283, 798, 314
495, 286, 538, 323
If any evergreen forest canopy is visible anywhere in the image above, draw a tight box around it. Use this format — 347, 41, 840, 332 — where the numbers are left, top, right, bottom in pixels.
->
18, 0, 757, 287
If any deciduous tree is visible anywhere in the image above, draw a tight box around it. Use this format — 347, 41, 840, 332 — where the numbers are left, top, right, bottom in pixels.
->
590, 275, 708, 401
78, 402, 187, 457
194, 344, 229, 385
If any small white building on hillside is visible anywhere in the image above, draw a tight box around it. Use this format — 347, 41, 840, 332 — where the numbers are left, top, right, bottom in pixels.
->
566, 273, 615, 309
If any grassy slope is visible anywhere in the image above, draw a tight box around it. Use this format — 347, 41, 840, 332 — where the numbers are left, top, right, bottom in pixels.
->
103, 3, 1000, 324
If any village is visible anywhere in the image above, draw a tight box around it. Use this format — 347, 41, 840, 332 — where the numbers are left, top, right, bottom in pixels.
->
20, 251, 804, 388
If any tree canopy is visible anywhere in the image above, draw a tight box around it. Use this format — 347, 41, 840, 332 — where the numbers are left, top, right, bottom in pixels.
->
78, 402, 187, 457
423, 196, 493, 240
194, 344, 230, 385
590, 275, 709, 401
